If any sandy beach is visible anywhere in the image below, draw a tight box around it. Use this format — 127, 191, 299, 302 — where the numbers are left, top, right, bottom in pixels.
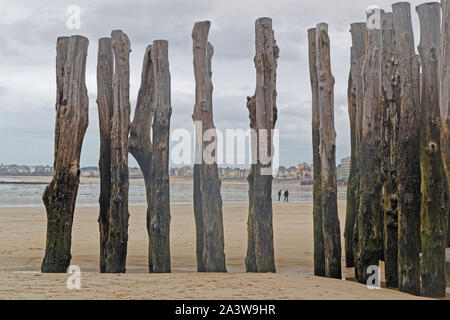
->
0, 201, 446, 299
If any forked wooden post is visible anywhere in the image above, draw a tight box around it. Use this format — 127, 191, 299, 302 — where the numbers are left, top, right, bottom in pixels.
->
129, 44, 155, 271
315, 23, 341, 279
192, 21, 227, 272
392, 1, 421, 295
416, 2, 448, 297
41, 35, 89, 273
129, 40, 172, 273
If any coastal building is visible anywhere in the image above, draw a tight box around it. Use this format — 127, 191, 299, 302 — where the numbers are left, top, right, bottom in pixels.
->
337, 157, 351, 182
297, 162, 313, 179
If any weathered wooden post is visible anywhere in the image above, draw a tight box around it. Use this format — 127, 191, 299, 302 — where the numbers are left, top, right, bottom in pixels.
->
41, 35, 89, 273
129, 40, 172, 273
192, 21, 227, 272
316, 23, 342, 279
97, 37, 114, 273
308, 28, 325, 276
416, 2, 448, 297
380, 12, 400, 288
246, 17, 278, 273
344, 22, 366, 269
104, 30, 131, 273
129, 45, 154, 271
440, 0, 450, 248
148, 40, 172, 273
392, 1, 422, 295
356, 8, 384, 283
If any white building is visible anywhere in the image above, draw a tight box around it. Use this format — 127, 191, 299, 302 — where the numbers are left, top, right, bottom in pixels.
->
337, 157, 351, 182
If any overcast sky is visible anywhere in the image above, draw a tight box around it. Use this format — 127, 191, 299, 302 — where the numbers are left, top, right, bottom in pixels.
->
0, 0, 425, 168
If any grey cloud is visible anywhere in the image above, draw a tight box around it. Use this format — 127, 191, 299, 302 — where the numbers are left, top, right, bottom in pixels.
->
0, 0, 426, 167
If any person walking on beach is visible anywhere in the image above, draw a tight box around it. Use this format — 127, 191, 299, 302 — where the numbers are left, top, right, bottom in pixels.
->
284, 190, 289, 202
277, 190, 282, 201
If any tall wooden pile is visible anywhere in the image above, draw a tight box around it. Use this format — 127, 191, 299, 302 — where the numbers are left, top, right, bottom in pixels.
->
41, 35, 89, 273
192, 21, 227, 272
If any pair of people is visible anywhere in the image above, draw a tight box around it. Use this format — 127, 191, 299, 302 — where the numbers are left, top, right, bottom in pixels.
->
277, 189, 289, 202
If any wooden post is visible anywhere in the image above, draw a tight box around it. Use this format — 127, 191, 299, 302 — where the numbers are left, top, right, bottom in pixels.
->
97, 37, 114, 273
316, 23, 342, 279
356, 9, 384, 283
244, 17, 279, 273
416, 2, 448, 297
104, 30, 131, 273
192, 21, 227, 272
440, 0, 450, 248
392, 1, 422, 295
148, 40, 172, 273
129, 45, 154, 271
344, 22, 366, 269
41, 36, 89, 273
308, 28, 325, 276
130, 41, 172, 273
380, 12, 400, 288
245, 17, 278, 273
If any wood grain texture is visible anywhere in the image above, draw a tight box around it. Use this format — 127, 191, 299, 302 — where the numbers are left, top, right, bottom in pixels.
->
440, 0, 450, 248
344, 22, 366, 269
246, 17, 278, 273
104, 30, 131, 273
380, 13, 400, 288
356, 10, 384, 283
316, 23, 341, 279
97, 37, 114, 273
392, 2, 421, 295
192, 21, 226, 272
41, 35, 89, 273
148, 40, 172, 273
416, 2, 448, 297
308, 27, 325, 276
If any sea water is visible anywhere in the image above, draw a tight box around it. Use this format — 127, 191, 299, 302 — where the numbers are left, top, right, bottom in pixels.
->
0, 177, 347, 207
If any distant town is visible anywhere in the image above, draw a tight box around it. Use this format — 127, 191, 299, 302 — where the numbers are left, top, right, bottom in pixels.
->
0, 157, 351, 184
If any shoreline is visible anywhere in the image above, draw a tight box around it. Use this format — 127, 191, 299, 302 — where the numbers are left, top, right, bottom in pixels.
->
0, 175, 327, 185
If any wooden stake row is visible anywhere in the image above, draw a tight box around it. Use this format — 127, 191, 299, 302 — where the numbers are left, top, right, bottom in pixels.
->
338, 1, 449, 297
41, 18, 280, 276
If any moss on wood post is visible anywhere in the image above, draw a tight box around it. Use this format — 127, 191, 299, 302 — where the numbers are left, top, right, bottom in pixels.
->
246, 17, 278, 273
380, 12, 400, 288
392, 2, 422, 295
344, 22, 366, 269
308, 28, 325, 276
41, 35, 89, 273
316, 23, 342, 279
416, 2, 448, 297
104, 30, 131, 273
356, 8, 384, 283
192, 21, 227, 272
